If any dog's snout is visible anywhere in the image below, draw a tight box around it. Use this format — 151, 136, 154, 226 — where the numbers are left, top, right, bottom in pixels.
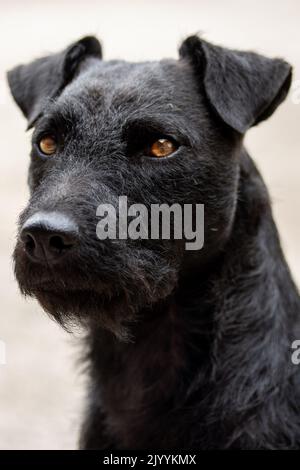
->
20, 211, 79, 264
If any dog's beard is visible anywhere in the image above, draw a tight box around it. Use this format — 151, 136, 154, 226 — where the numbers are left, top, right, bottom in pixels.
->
34, 288, 134, 340
14, 240, 180, 340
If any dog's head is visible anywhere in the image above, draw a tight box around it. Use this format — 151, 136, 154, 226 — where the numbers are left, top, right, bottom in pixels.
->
8, 36, 291, 338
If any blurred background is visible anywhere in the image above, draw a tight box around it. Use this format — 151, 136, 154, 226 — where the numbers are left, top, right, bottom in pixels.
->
0, 0, 299, 450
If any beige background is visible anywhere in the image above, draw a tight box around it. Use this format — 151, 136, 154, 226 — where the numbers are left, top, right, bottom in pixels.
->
0, 0, 299, 450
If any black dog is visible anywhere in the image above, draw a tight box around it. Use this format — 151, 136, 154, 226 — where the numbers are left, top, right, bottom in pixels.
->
8, 35, 300, 449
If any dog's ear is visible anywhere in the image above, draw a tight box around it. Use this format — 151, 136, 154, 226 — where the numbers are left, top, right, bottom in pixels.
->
7, 36, 102, 129
179, 36, 292, 133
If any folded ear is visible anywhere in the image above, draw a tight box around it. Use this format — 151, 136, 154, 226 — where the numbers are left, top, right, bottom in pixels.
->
179, 36, 292, 133
7, 36, 102, 129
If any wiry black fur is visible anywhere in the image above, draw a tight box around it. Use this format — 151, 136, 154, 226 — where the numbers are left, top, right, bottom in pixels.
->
7, 35, 300, 449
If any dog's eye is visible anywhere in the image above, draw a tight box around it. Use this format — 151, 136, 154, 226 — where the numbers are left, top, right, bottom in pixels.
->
149, 139, 177, 158
38, 136, 57, 156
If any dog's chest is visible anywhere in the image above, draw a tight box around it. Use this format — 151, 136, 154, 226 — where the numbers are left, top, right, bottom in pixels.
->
97, 310, 188, 447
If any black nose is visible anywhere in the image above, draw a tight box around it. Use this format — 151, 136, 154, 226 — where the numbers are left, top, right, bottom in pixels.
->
20, 212, 79, 264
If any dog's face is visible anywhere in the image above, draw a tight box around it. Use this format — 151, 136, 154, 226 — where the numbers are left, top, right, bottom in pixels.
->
8, 36, 291, 337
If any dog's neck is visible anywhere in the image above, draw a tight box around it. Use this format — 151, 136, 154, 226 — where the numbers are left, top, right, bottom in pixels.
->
86, 150, 300, 448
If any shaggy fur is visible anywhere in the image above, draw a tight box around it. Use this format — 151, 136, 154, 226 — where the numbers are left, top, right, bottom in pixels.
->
7, 35, 300, 449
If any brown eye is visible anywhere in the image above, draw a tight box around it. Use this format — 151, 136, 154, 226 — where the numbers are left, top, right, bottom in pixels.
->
38, 136, 57, 156
149, 138, 177, 158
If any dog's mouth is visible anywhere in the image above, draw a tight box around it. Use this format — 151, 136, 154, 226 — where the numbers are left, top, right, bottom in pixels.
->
13, 234, 180, 337
28, 275, 123, 309
14, 240, 119, 300
14, 252, 131, 331
35, 285, 123, 310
